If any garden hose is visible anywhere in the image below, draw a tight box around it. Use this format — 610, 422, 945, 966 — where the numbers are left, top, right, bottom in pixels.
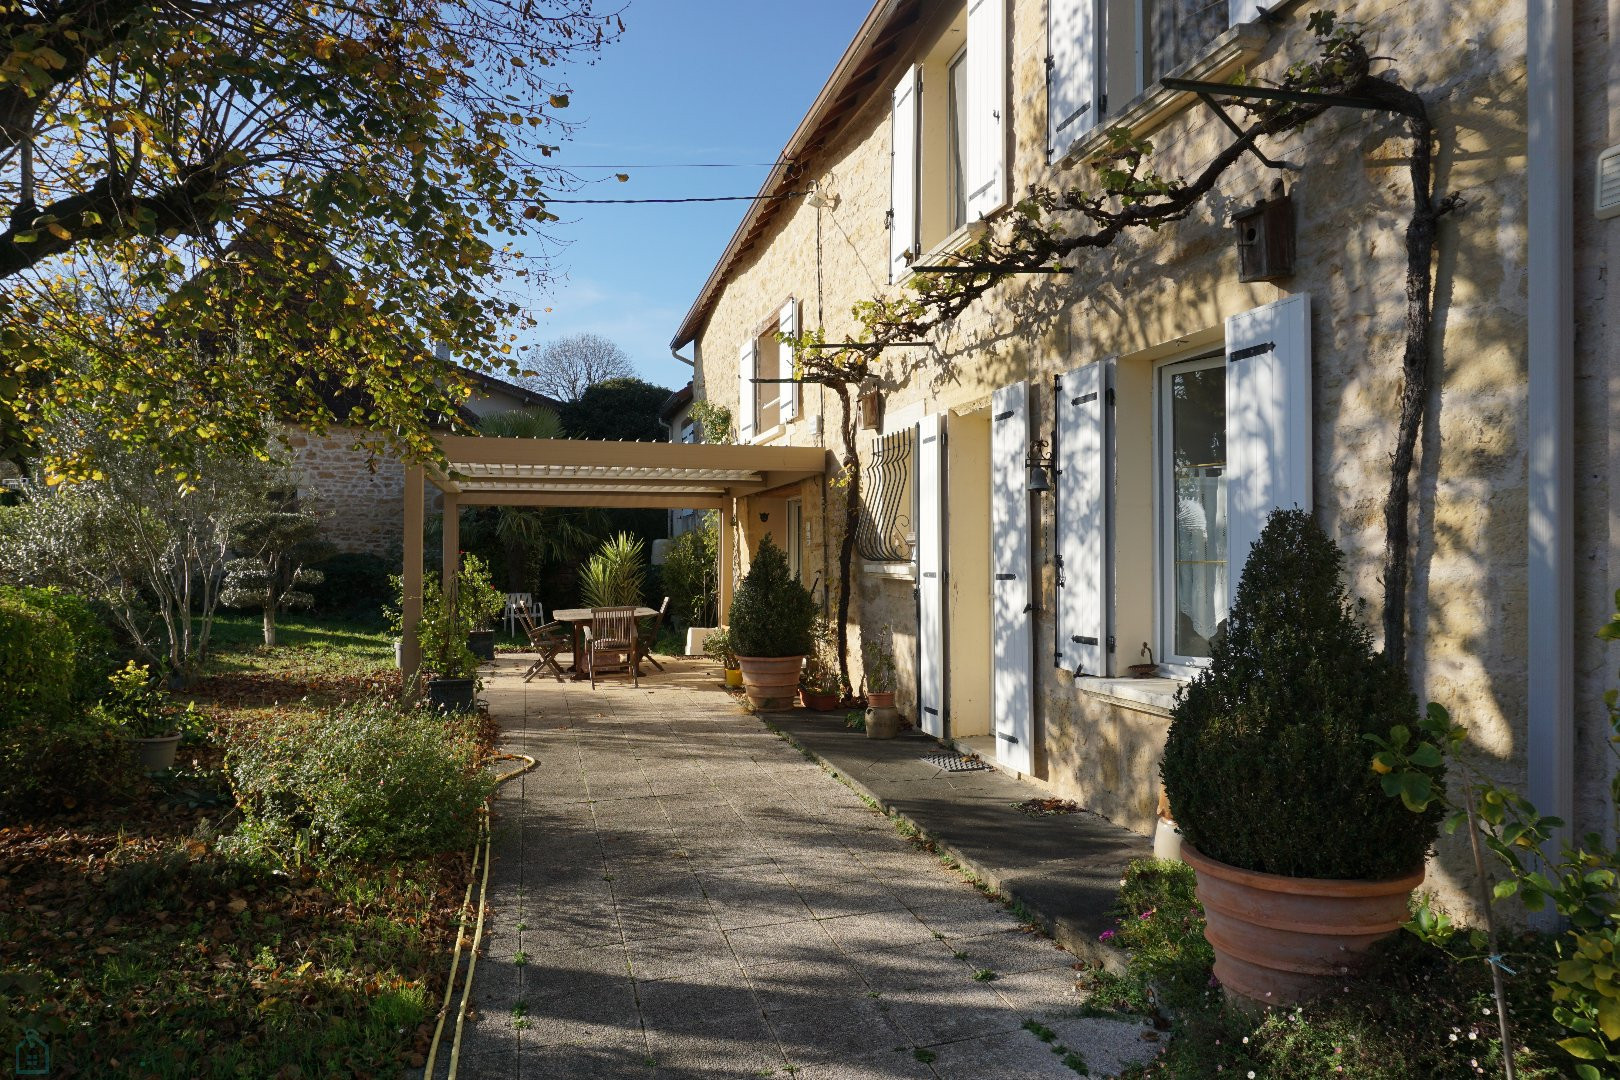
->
424, 752, 537, 1080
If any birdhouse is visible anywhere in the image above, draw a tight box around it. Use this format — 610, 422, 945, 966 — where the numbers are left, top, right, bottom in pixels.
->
1233, 181, 1296, 283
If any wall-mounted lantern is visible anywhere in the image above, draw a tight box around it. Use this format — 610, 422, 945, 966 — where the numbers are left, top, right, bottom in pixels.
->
1026, 438, 1058, 493
1233, 180, 1296, 283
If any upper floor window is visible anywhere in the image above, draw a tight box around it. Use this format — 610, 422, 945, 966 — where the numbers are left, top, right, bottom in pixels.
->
889, 0, 1006, 283
1047, 0, 1253, 163
736, 298, 800, 442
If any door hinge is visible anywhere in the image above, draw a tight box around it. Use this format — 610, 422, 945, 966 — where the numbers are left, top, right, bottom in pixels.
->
884, 208, 894, 229
1100, 93, 1108, 116
1107, 635, 1117, 652
1106, 386, 1116, 407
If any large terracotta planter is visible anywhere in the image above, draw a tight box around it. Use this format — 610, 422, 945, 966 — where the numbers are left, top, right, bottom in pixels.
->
1181, 842, 1423, 1008
735, 655, 803, 709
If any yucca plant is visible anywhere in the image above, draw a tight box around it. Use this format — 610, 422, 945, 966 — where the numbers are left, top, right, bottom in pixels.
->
580, 532, 647, 609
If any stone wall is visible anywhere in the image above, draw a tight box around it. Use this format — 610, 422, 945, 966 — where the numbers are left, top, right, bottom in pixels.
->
281, 427, 442, 557
690, 0, 1540, 917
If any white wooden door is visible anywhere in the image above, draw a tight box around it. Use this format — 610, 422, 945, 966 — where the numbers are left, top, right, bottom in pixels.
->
991, 382, 1033, 773
916, 413, 946, 737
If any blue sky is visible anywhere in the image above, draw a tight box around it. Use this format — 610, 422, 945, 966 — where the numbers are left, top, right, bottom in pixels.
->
510, 0, 875, 393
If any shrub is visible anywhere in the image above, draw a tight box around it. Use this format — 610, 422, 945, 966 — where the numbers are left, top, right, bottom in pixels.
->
729, 536, 815, 658
0, 585, 112, 706
1160, 508, 1438, 880
0, 589, 76, 729
0, 713, 137, 816
92, 661, 176, 737
415, 576, 480, 680
457, 552, 506, 629
309, 552, 394, 619
580, 532, 647, 609
662, 516, 718, 626
225, 698, 494, 864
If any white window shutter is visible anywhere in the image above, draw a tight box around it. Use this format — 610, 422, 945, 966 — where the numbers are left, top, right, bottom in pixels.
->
965, 0, 1007, 219
916, 413, 946, 737
1058, 363, 1108, 675
1229, 0, 1264, 26
889, 65, 920, 283
1047, 0, 1100, 161
991, 382, 1033, 774
1225, 293, 1312, 590
737, 338, 757, 443
778, 298, 800, 424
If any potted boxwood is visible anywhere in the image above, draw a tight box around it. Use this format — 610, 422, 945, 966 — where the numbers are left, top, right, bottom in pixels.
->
97, 661, 180, 772
1160, 508, 1442, 1008
861, 628, 897, 708
417, 577, 482, 712
457, 553, 506, 661
800, 618, 842, 711
729, 536, 816, 709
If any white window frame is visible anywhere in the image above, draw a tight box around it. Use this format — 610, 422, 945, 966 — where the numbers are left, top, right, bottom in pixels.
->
785, 498, 804, 581
946, 45, 970, 233
1154, 348, 1228, 674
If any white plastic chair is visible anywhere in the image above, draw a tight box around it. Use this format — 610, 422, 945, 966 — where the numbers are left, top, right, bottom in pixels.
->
504, 592, 534, 636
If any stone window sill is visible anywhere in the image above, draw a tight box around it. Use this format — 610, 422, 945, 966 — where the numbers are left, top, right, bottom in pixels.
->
862, 560, 916, 580
750, 424, 787, 446
1077, 676, 1187, 718
1061, 22, 1272, 167
898, 219, 992, 286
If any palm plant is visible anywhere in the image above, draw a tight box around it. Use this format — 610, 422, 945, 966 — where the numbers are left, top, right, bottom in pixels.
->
580, 532, 647, 609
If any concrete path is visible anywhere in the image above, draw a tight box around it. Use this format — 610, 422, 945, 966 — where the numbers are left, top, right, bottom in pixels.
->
453, 658, 1158, 1080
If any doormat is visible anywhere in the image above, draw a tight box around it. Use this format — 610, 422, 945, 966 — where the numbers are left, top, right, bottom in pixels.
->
920, 751, 990, 773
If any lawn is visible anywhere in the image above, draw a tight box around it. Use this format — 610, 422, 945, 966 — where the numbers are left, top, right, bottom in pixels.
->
0, 614, 480, 1078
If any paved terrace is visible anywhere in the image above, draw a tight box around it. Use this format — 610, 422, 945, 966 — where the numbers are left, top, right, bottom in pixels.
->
452, 657, 1158, 1079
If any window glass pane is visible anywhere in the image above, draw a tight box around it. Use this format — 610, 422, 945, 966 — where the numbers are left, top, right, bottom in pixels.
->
1167, 361, 1226, 658
948, 53, 969, 231
1143, 0, 1227, 83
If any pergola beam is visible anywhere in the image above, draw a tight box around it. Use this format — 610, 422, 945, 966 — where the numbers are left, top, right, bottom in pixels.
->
435, 434, 827, 474
457, 491, 727, 510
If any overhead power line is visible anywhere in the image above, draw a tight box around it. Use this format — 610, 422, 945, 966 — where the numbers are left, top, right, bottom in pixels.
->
529, 191, 807, 205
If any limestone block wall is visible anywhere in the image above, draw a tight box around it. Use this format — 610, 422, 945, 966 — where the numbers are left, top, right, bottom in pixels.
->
690, 0, 1540, 916
282, 427, 442, 557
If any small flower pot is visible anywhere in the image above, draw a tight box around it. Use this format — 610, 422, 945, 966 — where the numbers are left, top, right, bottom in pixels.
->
467, 629, 496, 662
866, 691, 896, 709
129, 733, 181, 774
735, 655, 804, 709
864, 705, 901, 739
1181, 842, 1424, 1008
724, 667, 744, 688
800, 689, 840, 712
427, 677, 477, 713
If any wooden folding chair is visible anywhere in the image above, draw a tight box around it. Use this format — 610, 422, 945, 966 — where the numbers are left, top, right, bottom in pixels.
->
637, 596, 671, 673
586, 606, 639, 689
514, 601, 567, 683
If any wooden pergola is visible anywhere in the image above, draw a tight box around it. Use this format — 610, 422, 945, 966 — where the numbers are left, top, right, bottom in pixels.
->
400, 435, 829, 678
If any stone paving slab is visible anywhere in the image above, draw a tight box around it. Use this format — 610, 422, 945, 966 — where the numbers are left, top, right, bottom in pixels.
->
761, 711, 1152, 973
442, 657, 1160, 1079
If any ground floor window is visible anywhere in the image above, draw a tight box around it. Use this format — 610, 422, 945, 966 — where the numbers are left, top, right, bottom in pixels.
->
785, 498, 803, 581
1158, 351, 1227, 665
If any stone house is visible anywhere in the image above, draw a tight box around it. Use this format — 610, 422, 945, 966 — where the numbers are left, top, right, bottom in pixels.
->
285, 368, 562, 555
671, 0, 1616, 913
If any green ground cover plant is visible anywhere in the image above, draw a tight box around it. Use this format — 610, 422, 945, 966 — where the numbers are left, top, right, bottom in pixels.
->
1096, 860, 1570, 1079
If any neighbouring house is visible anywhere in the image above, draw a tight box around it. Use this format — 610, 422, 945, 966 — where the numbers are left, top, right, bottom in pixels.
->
284, 367, 562, 555
660, 382, 707, 542
672, 0, 1613, 916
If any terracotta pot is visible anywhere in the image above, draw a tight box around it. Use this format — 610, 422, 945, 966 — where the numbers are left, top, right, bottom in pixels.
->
735, 655, 804, 708
723, 667, 744, 688
128, 733, 180, 773
1181, 842, 1423, 1008
800, 689, 840, 712
866, 691, 895, 709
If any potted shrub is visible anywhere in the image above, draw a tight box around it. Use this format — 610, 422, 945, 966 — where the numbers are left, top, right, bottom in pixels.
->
861, 628, 898, 708
728, 536, 816, 709
800, 618, 842, 711
417, 577, 482, 712
98, 661, 180, 772
1160, 508, 1441, 1008
702, 626, 743, 687
456, 553, 506, 661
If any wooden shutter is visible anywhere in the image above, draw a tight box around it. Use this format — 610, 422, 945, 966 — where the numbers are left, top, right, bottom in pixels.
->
737, 338, 757, 443
778, 298, 800, 424
889, 65, 921, 283
1047, 0, 1100, 161
1225, 293, 1312, 590
1229, 0, 1265, 27
991, 382, 1033, 774
916, 413, 947, 737
1058, 362, 1108, 675
965, 0, 1007, 219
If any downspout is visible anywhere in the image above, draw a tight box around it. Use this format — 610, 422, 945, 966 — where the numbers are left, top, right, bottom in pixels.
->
1526, 0, 1574, 891
670, 346, 695, 366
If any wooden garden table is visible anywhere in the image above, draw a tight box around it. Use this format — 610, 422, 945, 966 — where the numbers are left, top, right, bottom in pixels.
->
550, 607, 657, 679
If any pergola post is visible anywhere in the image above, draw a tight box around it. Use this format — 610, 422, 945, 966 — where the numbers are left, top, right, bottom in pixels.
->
441, 494, 460, 599
718, 496, 735, 625
401, 464, 425, 680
